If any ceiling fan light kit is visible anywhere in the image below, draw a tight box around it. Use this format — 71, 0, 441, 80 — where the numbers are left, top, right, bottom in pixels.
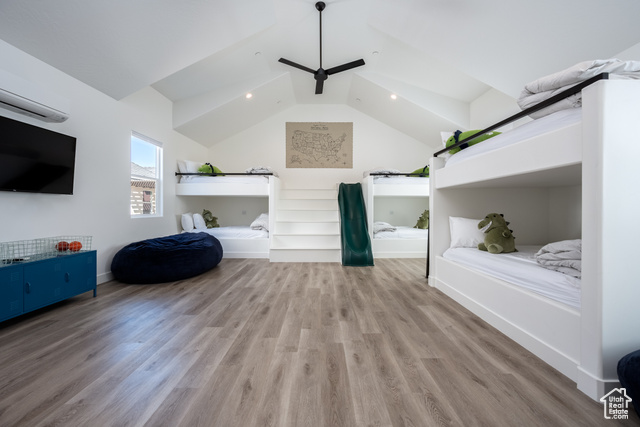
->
278, 1, 365, 94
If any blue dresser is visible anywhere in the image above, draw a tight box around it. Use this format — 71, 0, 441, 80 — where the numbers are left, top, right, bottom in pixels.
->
0, 251, 97, 322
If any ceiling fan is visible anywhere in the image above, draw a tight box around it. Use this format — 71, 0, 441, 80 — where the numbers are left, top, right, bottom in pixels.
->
278, 1, 365, 94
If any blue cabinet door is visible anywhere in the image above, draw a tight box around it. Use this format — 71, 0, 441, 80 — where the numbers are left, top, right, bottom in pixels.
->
67, 251, 97, 296
0, 266, 24, 321
23, 257, 68, 312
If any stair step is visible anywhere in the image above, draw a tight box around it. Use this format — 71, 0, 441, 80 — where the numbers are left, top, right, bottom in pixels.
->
278, 199, 337, 211
280, 189, 337, 199
277, 210, 339, 222
275, 221, 339, 235
271, 234, 340, 249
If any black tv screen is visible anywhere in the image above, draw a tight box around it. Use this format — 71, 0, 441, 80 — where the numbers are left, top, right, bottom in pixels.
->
0, 115, 76, 195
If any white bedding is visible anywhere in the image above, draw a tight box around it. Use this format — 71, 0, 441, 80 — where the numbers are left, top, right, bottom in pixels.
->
184, 227, 268, 239
375, 226, 428, 239
443, 245, 581, 309
444, 108, 582, 168
179, 175, 269, 184
518, 59, 640, 118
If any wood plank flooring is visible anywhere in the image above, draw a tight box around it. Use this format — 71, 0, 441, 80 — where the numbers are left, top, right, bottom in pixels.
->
0, 258, 637, 426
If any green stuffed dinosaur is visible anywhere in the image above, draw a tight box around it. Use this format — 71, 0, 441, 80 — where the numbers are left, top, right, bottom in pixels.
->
446, 130, 501, 154
202, 209, 220, 228
198, 163, 224, 175
413, 210, 429, 229
477, 213, 516, 254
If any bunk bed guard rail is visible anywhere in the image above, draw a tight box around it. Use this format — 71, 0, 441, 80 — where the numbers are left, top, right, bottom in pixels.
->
175, 172, 274, 176
433, 73, 609, 158
426, 72, 609, 278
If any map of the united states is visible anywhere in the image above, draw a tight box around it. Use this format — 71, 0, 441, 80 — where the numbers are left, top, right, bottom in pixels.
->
290, 130, 346, 163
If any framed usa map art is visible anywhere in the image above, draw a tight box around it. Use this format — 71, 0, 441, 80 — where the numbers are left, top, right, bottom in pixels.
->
285, 122, 353, 168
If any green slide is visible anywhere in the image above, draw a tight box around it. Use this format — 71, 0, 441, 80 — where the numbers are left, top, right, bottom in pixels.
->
338, 183, 374, 267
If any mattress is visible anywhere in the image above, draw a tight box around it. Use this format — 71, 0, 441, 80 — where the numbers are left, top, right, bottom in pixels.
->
444, 108, 582, 167
375, 226, 428, 239
185, 227, 268, 239
179, 175, 269, 184
373, 176, 429, 185
443, 245, 580, 309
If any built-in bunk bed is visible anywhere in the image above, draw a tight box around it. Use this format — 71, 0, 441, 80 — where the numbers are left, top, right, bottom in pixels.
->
361, 169, 429, 258
428, 64, 640, 402
175, 163, 279, 259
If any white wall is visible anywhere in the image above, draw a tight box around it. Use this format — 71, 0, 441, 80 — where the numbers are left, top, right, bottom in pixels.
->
469, 88, 529, 131
548, 185, 581, 241
207, 104, 431, 190
616, 41, 640, 61
0, 40, 207, 283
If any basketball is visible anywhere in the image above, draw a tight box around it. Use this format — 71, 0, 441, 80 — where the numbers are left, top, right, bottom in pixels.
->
69, 241, 82, 252
55, 241, 69, 252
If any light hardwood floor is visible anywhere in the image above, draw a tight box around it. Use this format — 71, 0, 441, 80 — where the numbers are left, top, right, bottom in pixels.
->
0, 258, 637, 426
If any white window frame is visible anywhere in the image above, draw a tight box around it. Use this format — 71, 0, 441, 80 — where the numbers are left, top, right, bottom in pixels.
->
130, 131, 163, 218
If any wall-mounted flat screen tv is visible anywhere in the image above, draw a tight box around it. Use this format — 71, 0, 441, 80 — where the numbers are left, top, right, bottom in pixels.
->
0, 115, 77, 195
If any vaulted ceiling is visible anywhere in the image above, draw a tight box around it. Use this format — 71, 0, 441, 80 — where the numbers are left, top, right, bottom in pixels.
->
1, 0, 639, 149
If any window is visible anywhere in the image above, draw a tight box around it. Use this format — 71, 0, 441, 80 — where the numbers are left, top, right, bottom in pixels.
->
130, 132, 162, 217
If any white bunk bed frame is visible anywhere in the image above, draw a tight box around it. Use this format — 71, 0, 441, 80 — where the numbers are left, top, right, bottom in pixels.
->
362, 174, 429, 258
428, 78, 640, 401
176, 174, 279, 259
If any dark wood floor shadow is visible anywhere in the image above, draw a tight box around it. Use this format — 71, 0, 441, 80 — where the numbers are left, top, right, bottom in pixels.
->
0, 258, 637, 426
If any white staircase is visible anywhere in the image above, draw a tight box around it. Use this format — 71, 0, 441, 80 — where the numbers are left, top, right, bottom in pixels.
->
270, 187, 341, 262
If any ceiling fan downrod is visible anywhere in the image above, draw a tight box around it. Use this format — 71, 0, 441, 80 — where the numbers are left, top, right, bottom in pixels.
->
278, 1, 365, 94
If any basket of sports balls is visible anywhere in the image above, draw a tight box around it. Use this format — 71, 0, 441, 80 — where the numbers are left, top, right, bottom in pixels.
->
48, 236, 92, 257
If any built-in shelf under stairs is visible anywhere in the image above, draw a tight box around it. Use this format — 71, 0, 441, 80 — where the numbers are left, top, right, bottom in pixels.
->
270, 187, 341, 262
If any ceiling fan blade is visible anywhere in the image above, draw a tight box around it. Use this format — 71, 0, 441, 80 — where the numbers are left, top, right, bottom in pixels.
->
278, 58, 316, 74
325, 59, 365, 75
315, 78, 325, 94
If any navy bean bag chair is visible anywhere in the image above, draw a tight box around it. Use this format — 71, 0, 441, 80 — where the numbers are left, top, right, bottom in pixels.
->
618, 349, 640, 415
111, 232, 223, 284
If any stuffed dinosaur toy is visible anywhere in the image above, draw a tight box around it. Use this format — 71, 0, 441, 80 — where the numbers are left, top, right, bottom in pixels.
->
477, 213, 516, 254
202, 209, 220, 228
410, 166, 429, 177
446, 130, 501, 154
198, 163, 224, 175
414, 210, 429, 229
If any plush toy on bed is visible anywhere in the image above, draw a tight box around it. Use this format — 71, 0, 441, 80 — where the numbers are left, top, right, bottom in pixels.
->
197, 163, 224, 175
413, 210, 429, 229
446, 130, 502, 154
477, 213, 516, 254
202, 209, 220, 228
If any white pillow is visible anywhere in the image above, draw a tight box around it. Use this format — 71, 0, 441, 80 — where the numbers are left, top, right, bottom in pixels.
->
178, 160, 204, 173
373, 221, 397, 234
177, 160, 204, 182
441, 131, 454, 147
181, 213, 194, 231
449, 216, 488, 248
250, 213, 269, 231
193, 213, 207, 230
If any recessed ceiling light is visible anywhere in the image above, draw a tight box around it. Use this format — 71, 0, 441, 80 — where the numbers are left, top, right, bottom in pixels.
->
390, 94, 397, 100
246, 93, 253, 99
255, 52, 261, 56
372, 51, 379, 55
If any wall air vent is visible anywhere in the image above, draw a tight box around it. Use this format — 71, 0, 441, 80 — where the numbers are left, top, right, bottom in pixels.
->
0, 70, 70, 123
